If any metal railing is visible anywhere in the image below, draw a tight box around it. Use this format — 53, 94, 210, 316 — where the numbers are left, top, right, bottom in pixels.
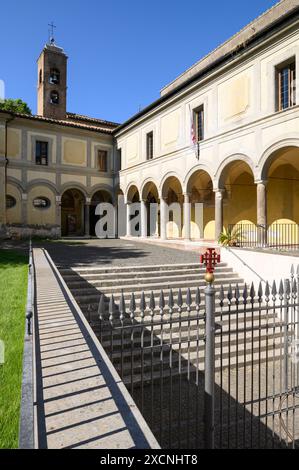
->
19, 240, 35, 449
96, 269, 299, 449
228, 223, 299, 250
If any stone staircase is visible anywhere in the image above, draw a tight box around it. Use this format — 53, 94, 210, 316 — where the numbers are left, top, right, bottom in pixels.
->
59, 262, 287, 384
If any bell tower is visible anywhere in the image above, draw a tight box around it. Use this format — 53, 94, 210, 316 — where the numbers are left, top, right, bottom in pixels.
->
37, 27, 67, 120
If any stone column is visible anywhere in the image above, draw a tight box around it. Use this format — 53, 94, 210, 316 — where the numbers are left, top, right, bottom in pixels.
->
160, 197, 167, 240
126, 201, 132, 237
21, 193, 28, 226
140, 199, 147, 238
257, 180, 267, 246
84, 198, 91, 238
214, 189, 224, 241
183, 193, 191, 240
55, 196, 62, 238
0, 166, 6, 225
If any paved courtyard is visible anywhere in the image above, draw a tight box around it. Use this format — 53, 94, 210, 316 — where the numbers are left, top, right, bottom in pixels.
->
40, 238, 199, 268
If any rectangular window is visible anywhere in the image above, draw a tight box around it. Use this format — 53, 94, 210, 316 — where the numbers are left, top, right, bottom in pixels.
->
98, 150, 108, 172
35, 141, 48, 166
276, 60, 296, 111
194, 105, 204, 142
146, 131, 154, 160
118, 149, 122, 171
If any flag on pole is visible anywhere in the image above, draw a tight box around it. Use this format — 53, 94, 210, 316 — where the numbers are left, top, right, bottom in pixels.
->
189, 104, 196, 146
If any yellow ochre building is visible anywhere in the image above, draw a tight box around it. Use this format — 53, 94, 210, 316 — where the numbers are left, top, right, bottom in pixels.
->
1, 0, 299, 247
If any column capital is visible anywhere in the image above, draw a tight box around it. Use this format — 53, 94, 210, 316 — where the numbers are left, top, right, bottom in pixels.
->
255, 179, 268, 186
85, 197, 91, 205
213, 188, 225, 194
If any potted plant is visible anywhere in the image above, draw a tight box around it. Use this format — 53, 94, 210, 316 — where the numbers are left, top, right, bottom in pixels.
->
218, 226, 244, 247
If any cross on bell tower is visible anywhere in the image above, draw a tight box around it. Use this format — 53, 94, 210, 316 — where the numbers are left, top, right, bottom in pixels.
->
37, 23, 68, 120
48, 21, 56, 45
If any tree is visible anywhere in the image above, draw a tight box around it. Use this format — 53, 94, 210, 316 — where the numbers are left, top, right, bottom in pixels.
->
0, 98, 32, 115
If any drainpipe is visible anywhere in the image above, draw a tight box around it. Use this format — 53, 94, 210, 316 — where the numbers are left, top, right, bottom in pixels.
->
4, 114, 14, 223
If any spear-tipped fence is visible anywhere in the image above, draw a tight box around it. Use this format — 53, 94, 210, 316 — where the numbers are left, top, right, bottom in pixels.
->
96, 269, 299, 449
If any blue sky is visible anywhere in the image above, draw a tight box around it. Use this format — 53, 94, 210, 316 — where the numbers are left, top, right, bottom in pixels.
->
1, 0, 277, 123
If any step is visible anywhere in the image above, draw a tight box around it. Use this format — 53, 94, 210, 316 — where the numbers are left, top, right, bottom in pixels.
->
61, 266, 234, 282
59, 262, 229, 276
71, 277, 244, 300
98, 328, 290, 352
64, 270, 236, 288
109, 344, 286, 385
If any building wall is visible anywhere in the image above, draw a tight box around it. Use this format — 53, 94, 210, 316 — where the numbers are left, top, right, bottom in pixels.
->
116, 24, 299, 214
0, 118, 116, 237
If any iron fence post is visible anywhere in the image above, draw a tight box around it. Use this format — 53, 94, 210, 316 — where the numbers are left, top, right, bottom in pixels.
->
204, 282, 215, 449
283, 279, 290, 392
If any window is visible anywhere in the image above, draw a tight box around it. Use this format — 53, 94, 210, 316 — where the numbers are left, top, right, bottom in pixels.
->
33, 197, 51, 209
6, 195, 16, 209
39, 69, 42, 85
50, 90, 59, 104
118, 149, 122, 171
194, 105, 204, 142
49, 68, 60, 85
98, 150, 108, 172
146, 131, 154, 160
276, 59, 296, 111
36, 141, 48, 166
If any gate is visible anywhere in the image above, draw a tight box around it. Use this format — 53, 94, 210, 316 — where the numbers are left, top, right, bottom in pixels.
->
97, 268, 299, 449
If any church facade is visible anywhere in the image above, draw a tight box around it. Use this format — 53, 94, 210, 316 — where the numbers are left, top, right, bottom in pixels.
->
1, 0, 299, 243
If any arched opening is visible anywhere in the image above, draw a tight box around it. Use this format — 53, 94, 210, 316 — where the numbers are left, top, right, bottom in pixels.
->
90, 190, 113, 236
264, 146, 299, 244
61, 189, 85, 237
219, 160, 256, 232
186, 170, 214, 240
126, 185, 140, 235
161, 176, 183, 239
141, 181, 160, 237
50, 90, 59, 105
49, 68, 60, 85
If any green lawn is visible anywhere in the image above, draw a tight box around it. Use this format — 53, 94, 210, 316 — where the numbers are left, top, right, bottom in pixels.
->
0, 250, 28, 449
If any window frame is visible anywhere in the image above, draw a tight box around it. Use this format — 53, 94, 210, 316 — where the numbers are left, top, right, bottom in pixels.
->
276, 58, 296, 112
97, 149, 108, 172
194, 105, 204, 142
146, 131, 154, 160
6, 195, 16, 209
35, 140, 49, 166
32, 197, 51, 210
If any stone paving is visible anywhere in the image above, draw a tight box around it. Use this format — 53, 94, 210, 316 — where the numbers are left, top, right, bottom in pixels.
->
41, 238, 199, 268
33, 248, 158, 449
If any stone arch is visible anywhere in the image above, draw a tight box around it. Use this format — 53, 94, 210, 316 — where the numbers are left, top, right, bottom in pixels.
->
90, 188, 114, 237
7, 177, 26, 194
140, 179, 160, 237
26, 180, 59, 195
183, 163, 214, 194
216, 157, 256, 231
214, 153, 256, 190
258, 139, 299, 181
27, 184, 57, 227
161, 174, 183, 238
90, 184, 114, 201
126, 184, 140, 203
60, 182, 89, 199
259, 142, 299, 228
61, 188, 86, 237
185, 168, 215, 240
6, 181, 23, 225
